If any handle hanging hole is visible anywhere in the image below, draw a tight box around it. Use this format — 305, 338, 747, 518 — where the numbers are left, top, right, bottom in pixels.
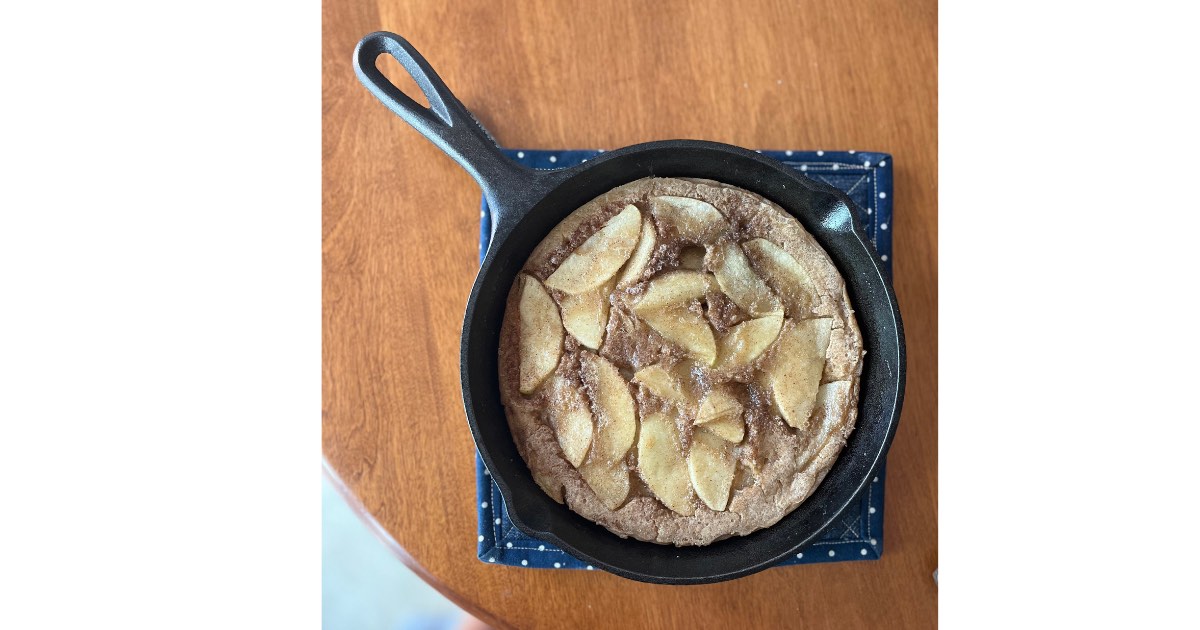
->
376, 53, 431, 110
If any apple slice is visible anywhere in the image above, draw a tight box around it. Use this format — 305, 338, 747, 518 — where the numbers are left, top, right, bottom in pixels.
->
579, 352, 637, 463
688, 428, 736, 511
632, 363, 692, 410
712, 241, 781, 317
637, 412, 696, 516
702, 414, 745, 443
715, 309, 784, 369
548, 378, 594, 467
632, 270, 709, 312
695, 389, 745, 443
649, 196, 728, 244
696, 388, 742, 424
517, 275, 564, 394
796, 381, 854, 470
632, 271, 717, 365
616, 216, 657, 286
545, 205, 642, 294
554, 406, 594, 467
678, 245, 706, 270
636, 309, 716, 366
743, 238, 820, 317
578, 458, 631, 510
812, 380, 852, 428
764, 318, 833, 429
560, 281, 613, 350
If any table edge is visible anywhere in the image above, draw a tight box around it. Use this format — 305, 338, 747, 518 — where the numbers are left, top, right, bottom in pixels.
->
322, 458, 514, 629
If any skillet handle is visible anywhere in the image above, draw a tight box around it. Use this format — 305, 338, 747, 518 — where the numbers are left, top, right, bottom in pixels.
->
353, 32, 555, 224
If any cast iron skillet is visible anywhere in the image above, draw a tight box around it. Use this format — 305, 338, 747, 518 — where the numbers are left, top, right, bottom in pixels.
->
353, 31, 905, 585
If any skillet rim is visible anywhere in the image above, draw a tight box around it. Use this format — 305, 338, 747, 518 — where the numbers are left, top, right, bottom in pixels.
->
459, 139, 905, 584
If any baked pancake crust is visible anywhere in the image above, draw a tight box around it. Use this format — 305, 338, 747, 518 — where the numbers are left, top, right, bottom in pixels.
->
498, 177, 864, 546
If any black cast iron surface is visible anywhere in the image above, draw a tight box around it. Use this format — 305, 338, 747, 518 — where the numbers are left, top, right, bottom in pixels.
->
353, 31, 906, 584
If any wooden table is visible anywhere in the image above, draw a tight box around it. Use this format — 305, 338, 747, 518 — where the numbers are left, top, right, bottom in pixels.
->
323, 1, 937, 627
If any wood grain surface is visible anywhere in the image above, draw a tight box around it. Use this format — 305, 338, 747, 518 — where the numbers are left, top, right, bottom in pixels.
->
323, 0, 937, 627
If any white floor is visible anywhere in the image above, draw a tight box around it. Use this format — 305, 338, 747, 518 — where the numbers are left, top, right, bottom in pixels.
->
322, 477, 467, 630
